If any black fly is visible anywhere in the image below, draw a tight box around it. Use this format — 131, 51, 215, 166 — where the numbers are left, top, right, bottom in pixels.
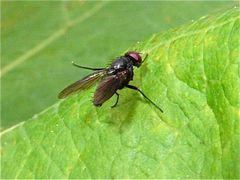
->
58, 51, 163, 112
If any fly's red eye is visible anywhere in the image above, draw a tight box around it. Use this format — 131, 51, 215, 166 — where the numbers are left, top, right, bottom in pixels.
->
125, 51, 142, 67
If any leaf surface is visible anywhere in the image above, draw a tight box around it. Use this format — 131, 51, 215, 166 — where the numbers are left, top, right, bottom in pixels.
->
1, 8, 239, 179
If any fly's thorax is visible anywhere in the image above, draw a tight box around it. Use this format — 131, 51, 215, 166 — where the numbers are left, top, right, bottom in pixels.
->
110, 56, 133, 70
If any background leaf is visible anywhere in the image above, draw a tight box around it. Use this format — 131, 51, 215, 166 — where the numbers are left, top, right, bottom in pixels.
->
1, 1, 237, 129
1, 8, 239, 179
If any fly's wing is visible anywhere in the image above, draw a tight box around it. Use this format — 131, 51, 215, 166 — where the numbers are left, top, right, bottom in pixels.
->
93, 70, 129, 106
93, 75, 120, 106
58, 70, 107, 99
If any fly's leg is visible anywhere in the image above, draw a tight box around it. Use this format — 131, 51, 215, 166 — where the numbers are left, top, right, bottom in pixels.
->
125, 85, 163, 113
142, 53, 148, 64
111, 92, 119, 108
72, 61, 105, 71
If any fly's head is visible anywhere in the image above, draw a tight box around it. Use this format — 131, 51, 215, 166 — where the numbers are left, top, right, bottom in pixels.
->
125, 51, 142, 68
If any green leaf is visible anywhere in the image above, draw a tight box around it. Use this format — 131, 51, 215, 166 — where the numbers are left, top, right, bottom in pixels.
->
1, 1, 236, 129
1, 8, 239, 179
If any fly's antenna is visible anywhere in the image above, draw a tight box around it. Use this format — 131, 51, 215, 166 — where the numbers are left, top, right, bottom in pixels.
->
71, 61, 105, 71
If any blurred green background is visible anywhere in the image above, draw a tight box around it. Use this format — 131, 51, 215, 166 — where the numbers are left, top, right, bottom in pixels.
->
1, 1, 237, 129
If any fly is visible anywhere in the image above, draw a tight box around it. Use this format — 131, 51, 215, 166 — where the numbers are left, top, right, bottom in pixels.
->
58, 51, 163, 112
